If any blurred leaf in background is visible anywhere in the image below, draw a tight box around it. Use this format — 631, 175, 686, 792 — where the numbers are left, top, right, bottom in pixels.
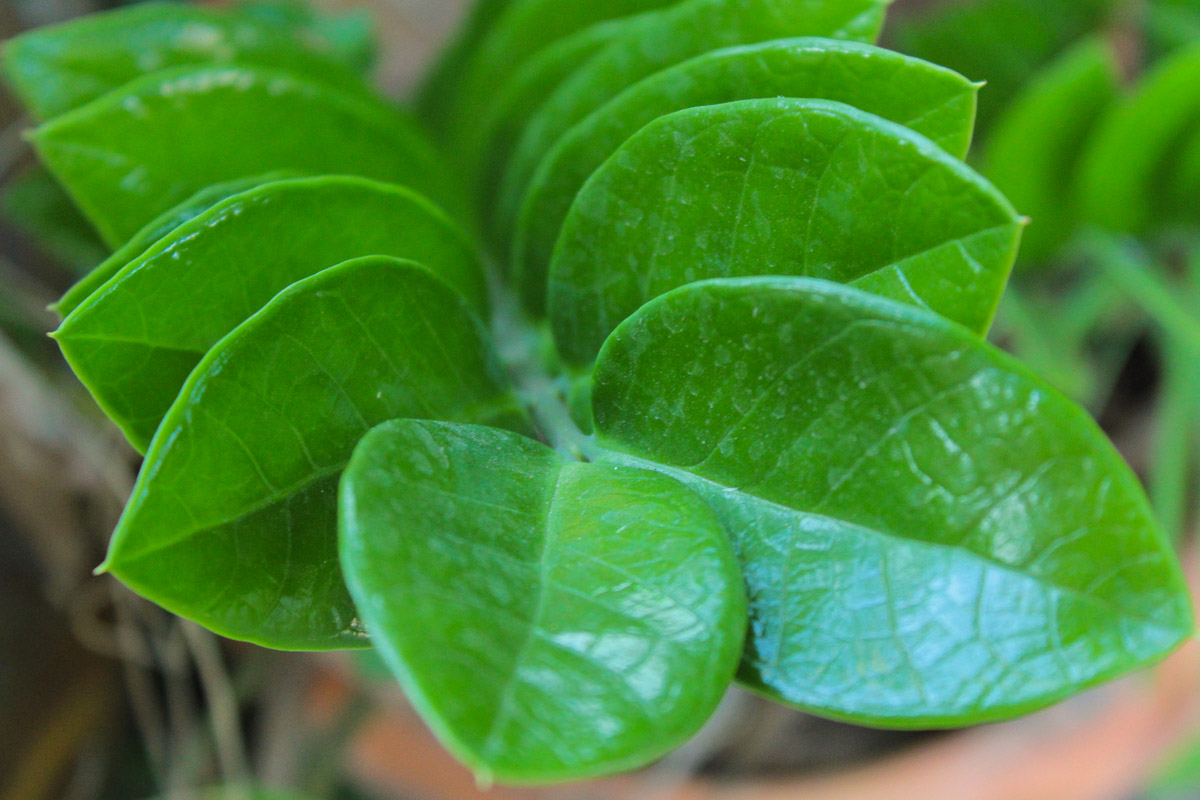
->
2, 166, 107, 274
239, 0, 378, 74
886, 0, 1118, 134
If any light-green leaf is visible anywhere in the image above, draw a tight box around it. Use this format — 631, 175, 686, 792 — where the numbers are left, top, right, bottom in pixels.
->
29, 64, 462, 247
101, 257, 522, 650
493, 0, 889, 248
340, 419, 746, 783
514, 38, 980, 308
549, 99, 1021, 365
982, 38, 1119, 265
1075, 42, 1200, 233
0, 1, 367, 121
589, 277, 1193, 726
55, 171, 298, 317
57, 175, 485, 453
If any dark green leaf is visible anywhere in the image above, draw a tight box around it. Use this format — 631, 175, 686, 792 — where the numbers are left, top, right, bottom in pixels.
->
340, 419, 746, 783
55, 171, 298, 316
1, 165, 108, 273
515, 39, 980, 309
417, 0, 519, 126
493, 0, 890, 247
885, 0, 1117, 131
101, 256, 523, 649
432, 0, 679, 138
464, 16, 625, 200
550, 99, 1021, 365
0, 1, 367, 121
1076, 42, 1200, 233
982, 38, 1118, 264
57, 175, 485, 453
29, 64, 463, 247
590, 276, 1193, 726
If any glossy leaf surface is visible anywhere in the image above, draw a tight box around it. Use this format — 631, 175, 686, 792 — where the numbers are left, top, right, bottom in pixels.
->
30, 65, 461, 247
514, 39, 980, 305
55, 172, 297, 317
550, 99, 1021, 365
57, 176, 484, 453
102, 257, 521, 649
1075, 42, 1200, 233
494, 0, 889, 246
591, 277, 1193, 726
0, 1, 366, 121
982, 39, 1118, 264
340, 419, 745, 782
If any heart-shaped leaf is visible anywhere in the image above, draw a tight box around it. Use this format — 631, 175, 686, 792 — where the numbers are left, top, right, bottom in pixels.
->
589, 277, 1193, 726
56, 175, 485, 453
514, 38, 980, 308
30, 64, 462, 247
101, 257, 523, 649
0, 1, 368, 121
982, 38, 1118, 264
493, 0, 889, 248
55, 171, 298, 316
340, 419, 746, 783
550, 99, 1021, 365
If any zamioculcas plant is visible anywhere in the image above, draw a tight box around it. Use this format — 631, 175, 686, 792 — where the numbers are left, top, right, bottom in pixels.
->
3, 0, 1195, 784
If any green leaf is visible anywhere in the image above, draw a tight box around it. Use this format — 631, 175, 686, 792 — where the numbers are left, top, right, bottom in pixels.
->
982, 38, 1119, 265
238, 0, 378, 74
29, 64, 463, 247
431, 0, 679, 138
493, 0, 890, 247
514, 39, 981, 310
57, 175, 485, 453
416, 0, 519, 126
0, 1, 367, 121
1166, 122, 1200, 222
549, 99, 1021, 366
465, 16, 626, 200
55, 171, 298, 317
101, 256, 523, 650
590, 276, 1193, 726
886, 0, 1117, 132
1075, 42, 1200, 233
1147, 0, 1200, 57
1, 165, 108, 273
340, 419, 746, 783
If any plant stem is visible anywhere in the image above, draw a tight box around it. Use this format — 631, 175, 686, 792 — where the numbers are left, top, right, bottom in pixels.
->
1082, 230, 1200, 353
487, 268, 596, 460
1151, 338, 1198, 540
